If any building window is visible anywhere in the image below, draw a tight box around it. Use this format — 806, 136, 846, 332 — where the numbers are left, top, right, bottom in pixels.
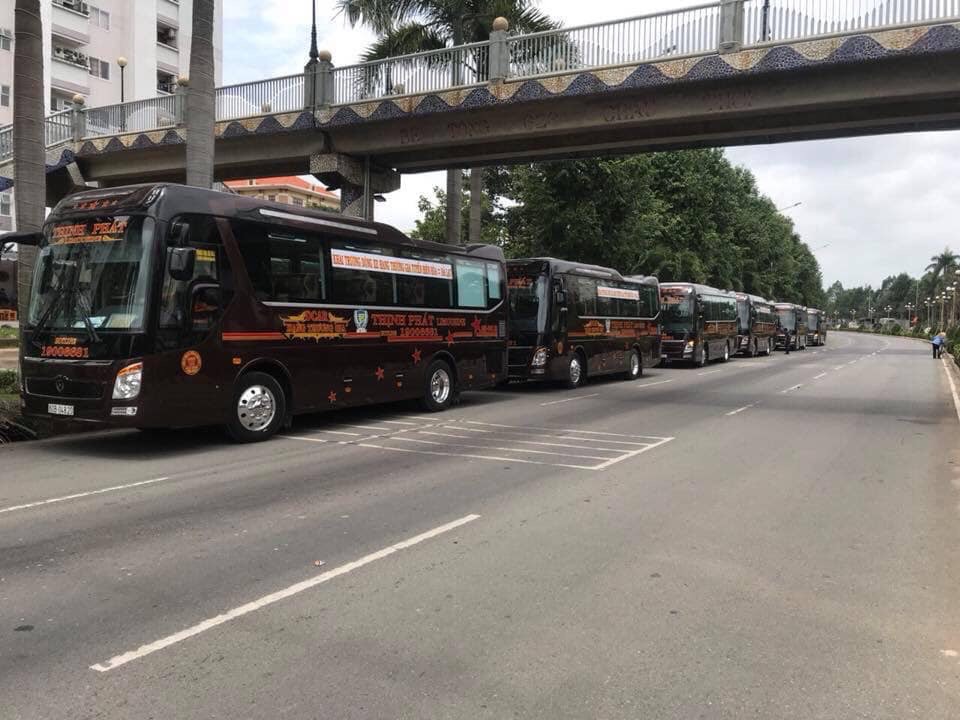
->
0, 192, 10, 216
267, 195, 277, 202
0, 29, 11, 51
0, 85, 9, 108
87, 56, 109, 80
157, 25, 177, 48
291, 197, 304, 207
50, 93, 75, 111
89, 6, 110, 30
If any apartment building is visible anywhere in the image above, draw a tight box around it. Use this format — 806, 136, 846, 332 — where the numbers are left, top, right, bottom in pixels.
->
0, 0, 224, 231
224, 177, 340, 213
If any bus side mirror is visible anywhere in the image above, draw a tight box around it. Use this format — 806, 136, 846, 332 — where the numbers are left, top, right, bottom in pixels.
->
168, 247, 196, 281
555, 290, 567, 306
170, 220, 191, 246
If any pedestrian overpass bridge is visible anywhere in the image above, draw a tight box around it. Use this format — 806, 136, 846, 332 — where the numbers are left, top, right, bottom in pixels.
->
2, 0, 959, 215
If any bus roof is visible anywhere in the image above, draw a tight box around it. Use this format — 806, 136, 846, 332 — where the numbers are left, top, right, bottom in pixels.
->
508, 257, 656, 286
775, 302, 804, 310
50, 183, 505, 262
735, 292, 774, 306
660, 282, 738, 299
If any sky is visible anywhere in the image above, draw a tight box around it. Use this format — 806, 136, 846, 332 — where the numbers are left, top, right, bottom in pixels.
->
222, 0, 960, 289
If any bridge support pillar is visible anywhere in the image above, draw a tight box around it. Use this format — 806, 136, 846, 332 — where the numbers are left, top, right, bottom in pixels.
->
310, 153, 400, 220
719, 0, 745, 53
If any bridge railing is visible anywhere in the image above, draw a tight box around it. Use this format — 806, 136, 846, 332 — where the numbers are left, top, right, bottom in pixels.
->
744, 0, 960, 44
3, 0, 960, 163
508, 3, 722, 78
217, 73, 305, 120
332, 41, 490, 104
84, 95, 178, 139
45, 110, 73, 147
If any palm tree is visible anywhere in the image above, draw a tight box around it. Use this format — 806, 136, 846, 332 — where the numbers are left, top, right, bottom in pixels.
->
337, 0, 558, 243
925, 247, 958, 292
185, 0, 216, 188
12, 0, 44, 328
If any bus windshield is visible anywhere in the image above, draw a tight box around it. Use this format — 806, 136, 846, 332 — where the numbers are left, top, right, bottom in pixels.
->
508, 273, 548, 334
662, 289, 695, 330
28, 216, 155, 333
778, 309, 796, 331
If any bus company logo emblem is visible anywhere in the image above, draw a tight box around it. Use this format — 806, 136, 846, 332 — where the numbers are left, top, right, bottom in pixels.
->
181, 351, 202, 376
354, 309, 369, 334
55, 376, 66, 394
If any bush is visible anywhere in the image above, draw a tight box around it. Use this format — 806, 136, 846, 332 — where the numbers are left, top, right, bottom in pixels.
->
0, 326, 17, 339
0, 369, 17, 395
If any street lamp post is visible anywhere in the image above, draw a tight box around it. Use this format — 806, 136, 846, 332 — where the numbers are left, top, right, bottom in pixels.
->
117, 57, 128, 132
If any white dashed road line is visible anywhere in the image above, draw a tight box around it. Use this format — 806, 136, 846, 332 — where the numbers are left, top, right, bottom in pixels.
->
633, 379, 675, 389
726, 403, 757, 416
91, 514, 482, 672
0, 477, 172, 516
698, 369, 722, 376
780, 384, 804, 394
814, 373, 828, 380
540, 393, 600, 407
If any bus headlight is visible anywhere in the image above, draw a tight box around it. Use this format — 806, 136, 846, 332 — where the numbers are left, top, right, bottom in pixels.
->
112, 362, 143, 400
532, 347, 549, 367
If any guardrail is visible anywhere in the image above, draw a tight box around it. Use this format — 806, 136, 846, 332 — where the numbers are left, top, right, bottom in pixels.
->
1, 0, 959, 164
84, 95, 178, 138
332, 42, 490, 104
508, 3, 721, 77
744, 0, 960, 44
217, 73, 305, 120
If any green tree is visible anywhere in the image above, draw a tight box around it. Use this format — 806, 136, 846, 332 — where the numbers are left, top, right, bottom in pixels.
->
925, 247, 958, 293
185, 0, 216, 188
337, 0, 557, 242
13, 0, 45, 328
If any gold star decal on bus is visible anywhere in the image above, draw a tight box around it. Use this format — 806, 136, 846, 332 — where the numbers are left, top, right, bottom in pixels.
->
327, 391, 337, 403
375, 367, 385, 381
446, 334, 455, 347
471, 318, 483, 334
411, 349, 422, 364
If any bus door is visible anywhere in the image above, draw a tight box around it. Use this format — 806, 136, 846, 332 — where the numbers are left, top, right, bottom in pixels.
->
155, 216, 229, 420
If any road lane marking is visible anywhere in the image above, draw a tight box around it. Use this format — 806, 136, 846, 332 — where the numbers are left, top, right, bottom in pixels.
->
780, 384, 803, 394
392, 436, 614, 461
697, 369, 722, 376
91, 514, 481, 672
0, 477, 171, 516
540, 393, 600, 407
420, 430, 617, 453
464, 420, 664, 441
940, 358, 960, 425
814, 373, 828, 380
591, 437, 674, 471
725, 403, 757, 416
633, 379, 675, 389
833, 365, 845, 371
380, 420, 420, 426
358, 443, 600, 470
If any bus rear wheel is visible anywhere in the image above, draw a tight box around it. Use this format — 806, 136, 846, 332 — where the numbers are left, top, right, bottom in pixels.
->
624, 349, 641, 381
420, 359, 455, 412
227, 372, 286, 443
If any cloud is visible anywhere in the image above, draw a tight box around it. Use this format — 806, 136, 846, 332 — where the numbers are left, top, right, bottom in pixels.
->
223, 0, 960, 288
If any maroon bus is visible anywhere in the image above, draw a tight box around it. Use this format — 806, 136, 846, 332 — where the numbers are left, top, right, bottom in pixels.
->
735, 293, 778, 357
507, 259, 660, 387
18, 184, 508, 441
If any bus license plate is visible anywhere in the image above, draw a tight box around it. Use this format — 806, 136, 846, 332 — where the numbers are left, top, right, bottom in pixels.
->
48, 403, 75, 417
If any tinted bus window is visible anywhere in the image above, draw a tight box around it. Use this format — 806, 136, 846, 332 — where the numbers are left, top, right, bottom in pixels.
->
396, 249, 453, 308
576, 277, 596, 316
456, 259, 486, 308
233, 221, 326, 303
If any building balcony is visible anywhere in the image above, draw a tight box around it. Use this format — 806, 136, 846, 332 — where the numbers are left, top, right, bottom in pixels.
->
51, 48, 91, 94
157, 0, 181, 27
53, 0, 90, 17
52, 0, 91, 42
156, 42, 180, 71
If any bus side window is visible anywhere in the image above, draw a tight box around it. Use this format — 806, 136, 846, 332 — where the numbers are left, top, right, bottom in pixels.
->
577, 277, 596, 316
486, 263, 502, 302
329, 242, 395, 306
160, 217, 221, 332
397, 249, 453, 308
455, 259, 486, 308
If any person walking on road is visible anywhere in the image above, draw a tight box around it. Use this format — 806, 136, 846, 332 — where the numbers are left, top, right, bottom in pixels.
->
932, 331, 946, 359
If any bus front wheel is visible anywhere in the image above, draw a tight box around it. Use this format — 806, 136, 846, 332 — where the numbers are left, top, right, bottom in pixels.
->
624, 349, 641, 381
227, 372, 286, 443
564, 353, 585, 389
420, 359, 455, 412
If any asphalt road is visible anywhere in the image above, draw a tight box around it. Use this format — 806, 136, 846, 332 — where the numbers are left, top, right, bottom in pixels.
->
2, 333, 958, 719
